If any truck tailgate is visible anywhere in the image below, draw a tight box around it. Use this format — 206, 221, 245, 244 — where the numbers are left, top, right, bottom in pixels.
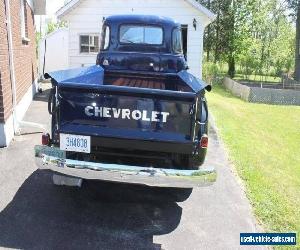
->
58, 86, 196, 145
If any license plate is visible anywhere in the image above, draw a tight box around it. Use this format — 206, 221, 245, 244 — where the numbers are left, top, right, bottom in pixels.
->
60, 134, 91, 153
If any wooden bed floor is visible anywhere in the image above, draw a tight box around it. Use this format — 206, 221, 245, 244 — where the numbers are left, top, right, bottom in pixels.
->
112, 78, 166, 90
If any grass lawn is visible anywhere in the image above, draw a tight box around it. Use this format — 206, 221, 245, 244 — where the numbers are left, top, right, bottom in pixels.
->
207, 84, 300, 243
233, 74, 281, 84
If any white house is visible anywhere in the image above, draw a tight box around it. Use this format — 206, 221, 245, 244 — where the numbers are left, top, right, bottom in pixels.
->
49, 0, 215, 78
39, 28, 69, 76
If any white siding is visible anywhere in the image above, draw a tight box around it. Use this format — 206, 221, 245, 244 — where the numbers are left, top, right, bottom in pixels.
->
62, 0, 207, 78
39, 28, 69, 75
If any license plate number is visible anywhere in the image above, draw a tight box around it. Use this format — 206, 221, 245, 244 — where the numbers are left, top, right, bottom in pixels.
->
60, 134, 91, 153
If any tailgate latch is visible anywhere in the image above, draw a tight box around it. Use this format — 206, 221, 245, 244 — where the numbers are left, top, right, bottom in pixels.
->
189, 104, 196, 115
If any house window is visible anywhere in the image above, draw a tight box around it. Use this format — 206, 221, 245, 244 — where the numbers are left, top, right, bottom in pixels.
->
80, 35, 99, 53
20, 0, 28, 40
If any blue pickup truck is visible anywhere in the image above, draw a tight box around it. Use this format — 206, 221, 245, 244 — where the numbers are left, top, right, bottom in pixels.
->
35, 15, 216, 190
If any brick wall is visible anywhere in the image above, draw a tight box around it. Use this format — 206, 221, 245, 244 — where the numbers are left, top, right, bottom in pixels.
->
0, 0, 37, 124
0, 0, 11, 123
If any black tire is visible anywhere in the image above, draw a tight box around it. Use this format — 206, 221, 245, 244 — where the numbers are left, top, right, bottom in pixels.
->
173, 149, 207, 170
183, 155, 199, 170
173, 154, 200, 170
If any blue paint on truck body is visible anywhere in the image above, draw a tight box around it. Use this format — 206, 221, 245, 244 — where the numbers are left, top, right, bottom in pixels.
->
45, 15, 211, 168
47, 65, 210, 93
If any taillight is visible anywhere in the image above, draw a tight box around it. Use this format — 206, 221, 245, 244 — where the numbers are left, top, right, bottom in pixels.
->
200, 134, 208, 148
42, 133, 50, 145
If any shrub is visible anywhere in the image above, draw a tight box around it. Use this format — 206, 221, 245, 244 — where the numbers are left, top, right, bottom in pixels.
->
203, 62, 221, 84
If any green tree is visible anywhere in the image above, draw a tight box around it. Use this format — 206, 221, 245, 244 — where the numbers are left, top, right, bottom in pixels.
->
200, 0, 295, 79
285, 0, 300, 80
46, 20, 67, 35
199, 0, 255, 77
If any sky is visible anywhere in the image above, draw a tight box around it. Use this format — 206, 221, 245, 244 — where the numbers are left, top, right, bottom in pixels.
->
46, 0, 66, 16
35, 0, 66, 33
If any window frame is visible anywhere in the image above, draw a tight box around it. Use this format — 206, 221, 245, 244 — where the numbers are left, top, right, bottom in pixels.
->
20, 0, 29, 42
181, 24, 188, 59
79, 34, 100, 54
118, 24, 164, 46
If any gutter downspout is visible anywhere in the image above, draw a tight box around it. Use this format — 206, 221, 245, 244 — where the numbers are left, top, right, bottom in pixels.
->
4, 0, 19, 135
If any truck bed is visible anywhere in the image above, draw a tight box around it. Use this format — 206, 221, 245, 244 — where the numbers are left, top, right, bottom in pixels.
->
45, 66, 210, 156
104, 72, 192, 92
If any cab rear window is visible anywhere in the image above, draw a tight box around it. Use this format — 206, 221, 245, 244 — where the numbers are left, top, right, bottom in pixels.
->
119, 25, 163, 45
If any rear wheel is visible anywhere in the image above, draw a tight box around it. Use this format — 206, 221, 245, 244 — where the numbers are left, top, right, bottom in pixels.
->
173, 154, 202, 170
173, 147, 207, 170
181, 155, 199, 170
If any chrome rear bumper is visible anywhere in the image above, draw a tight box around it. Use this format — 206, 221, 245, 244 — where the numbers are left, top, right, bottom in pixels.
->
35, 145, 216, 188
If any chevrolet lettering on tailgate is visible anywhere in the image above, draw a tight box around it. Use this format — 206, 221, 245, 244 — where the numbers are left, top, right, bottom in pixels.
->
84, 106, 170, 123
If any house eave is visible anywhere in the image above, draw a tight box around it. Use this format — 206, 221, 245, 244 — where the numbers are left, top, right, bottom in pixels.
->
185, 0, 216, 25
56, 0, 216, 24
56, 0, 81, 19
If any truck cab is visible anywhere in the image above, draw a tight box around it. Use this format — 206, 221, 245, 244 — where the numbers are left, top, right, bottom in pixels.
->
96, 15, 188, 73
